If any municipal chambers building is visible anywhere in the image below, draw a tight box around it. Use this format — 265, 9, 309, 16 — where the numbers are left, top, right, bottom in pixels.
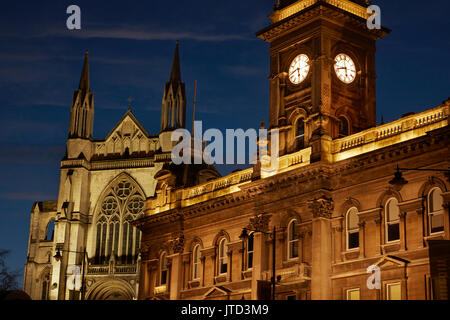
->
24, 0, 449, 300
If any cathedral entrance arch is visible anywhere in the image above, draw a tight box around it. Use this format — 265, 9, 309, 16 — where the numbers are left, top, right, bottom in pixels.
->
86, 278, 135, 300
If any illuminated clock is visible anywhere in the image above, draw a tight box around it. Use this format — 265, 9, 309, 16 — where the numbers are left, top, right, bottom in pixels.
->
288, 54, 310, 84
334, 53, 356, 84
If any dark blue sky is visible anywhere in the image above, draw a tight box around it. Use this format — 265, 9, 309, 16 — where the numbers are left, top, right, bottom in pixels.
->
0, 1, 449, 286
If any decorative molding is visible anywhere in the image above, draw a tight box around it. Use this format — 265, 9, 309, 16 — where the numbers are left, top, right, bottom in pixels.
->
248, 214, 272, 233
169, 233, 185, 254
308, 197, 334, 219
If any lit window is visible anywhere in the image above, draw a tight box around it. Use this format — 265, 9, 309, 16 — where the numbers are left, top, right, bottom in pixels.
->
160, 252, 168, 286
218, 238, 228, 275
192, 245, 201, 280
295, 118, 305, 150
95, 176, 145, 265
346, 207, 359, 250
387, 282, 401, 300
386, 198, 400, 242
428, 188, 444, 234
288, 220, 299, 259
346, 288, 360, 300
247, 232, 254, 270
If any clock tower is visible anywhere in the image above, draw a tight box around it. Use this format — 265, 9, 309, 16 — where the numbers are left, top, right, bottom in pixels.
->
257, 0, 389, 160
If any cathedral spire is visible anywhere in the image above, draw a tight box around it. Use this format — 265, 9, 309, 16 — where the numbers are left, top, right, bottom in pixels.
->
160, 42, 186, 133
169, 41, 181, 82
78, 50, 90, 92
68, 51, 95, 140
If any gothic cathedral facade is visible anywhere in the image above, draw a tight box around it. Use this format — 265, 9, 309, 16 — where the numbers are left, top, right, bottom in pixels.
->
23, 43, 188, 300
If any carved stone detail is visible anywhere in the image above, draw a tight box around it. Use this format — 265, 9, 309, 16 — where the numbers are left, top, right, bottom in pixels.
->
248, 214, 271, 233
169, 233, 185, 254
308, 197, 334, 219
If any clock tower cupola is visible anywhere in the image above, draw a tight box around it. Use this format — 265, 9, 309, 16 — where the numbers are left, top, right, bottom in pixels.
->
257, 0, 389, 160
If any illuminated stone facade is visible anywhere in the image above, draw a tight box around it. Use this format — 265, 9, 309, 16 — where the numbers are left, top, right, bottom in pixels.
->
23, 44, 186, 300
135, 1, 450, 300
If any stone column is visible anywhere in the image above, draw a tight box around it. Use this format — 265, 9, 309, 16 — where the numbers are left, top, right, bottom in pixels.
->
331, 219, 343, 264
251, 232, 266, 300
398, 198, 424, 249
228, 241, 243, 283
375, 217, 383, 255
442, 192, 450, 240
147, 259, 158, 299
169, 254, 182, 300
168, 234, 185, 300
308, 197, 333, 300
357, 222, 365, 258
399, 212, 407, 251
200, 247, 216, 287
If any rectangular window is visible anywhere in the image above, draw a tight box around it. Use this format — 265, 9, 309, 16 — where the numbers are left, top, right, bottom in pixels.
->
348, 232, 359, 250
387, 283, 401, 300
430, 213, 444, 234
346, 288, 360, 300
387, 223, 400, 242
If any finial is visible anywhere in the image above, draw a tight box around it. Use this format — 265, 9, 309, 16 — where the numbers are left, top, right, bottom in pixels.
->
260, 118, 266, 129
85, 50, 89, 56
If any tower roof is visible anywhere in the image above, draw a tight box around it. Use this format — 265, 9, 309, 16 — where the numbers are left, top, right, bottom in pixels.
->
78, 50, 90, 91
276, 0, 370, 10
169, 41, 181, 82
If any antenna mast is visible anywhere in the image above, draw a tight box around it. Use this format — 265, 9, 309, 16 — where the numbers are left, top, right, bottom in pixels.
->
192, 80, 197, 133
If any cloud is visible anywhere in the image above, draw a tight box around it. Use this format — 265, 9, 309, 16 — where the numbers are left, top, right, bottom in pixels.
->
36, 25, 251, 42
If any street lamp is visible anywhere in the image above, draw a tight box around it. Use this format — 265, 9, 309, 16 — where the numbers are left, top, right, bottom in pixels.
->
53, 247, 88, 300
240, 226, 277, 300
389, 165, 450, 190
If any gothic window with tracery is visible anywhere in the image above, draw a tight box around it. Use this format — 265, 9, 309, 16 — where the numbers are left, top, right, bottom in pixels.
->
95, 176, 145, 265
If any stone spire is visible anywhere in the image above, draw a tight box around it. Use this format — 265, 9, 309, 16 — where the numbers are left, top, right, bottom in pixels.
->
68, 51, 94, 140
169, 41, 181, 83
78, 50, 90, 92
160, 41, 186, 132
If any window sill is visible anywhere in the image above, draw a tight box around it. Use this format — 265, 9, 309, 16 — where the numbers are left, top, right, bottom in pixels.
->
343, 250, 359, 261
214, 275, 227, 284
188, 280, 200, 289
242, 269, 252, 279
382, 241, 401, 254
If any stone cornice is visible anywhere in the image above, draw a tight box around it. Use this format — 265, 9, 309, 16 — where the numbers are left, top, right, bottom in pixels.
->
200, 247, 216, 258
397, 198, 424, 213
358, 207, 382, 222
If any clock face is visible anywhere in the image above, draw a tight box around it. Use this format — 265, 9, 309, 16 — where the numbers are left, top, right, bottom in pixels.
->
289, 54, 310, 84
334, 54, 356, 84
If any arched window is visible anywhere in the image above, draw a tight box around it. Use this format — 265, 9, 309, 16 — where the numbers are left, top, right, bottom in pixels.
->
428, 188, 444, 234
41, 271, 50, 300
192, 245, 201, 280
160, 252, 168, 286
346, 207, 359, 250
288, 220, 299, 259
339, 116, 350, 138
247, 232, 254, 269
386, 198, 400, 242
218, 238, 228, 275
45, 219, 55, 241
295, 118, 305, 150
95, 176, 145, 265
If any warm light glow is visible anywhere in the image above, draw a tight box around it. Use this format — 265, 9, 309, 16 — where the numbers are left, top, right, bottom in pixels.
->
334, 54, 356, 84
289, 54, 310, 84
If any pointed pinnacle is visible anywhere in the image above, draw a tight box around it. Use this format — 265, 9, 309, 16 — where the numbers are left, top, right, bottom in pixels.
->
169, 41, 181, 82
78, 50, 90, 91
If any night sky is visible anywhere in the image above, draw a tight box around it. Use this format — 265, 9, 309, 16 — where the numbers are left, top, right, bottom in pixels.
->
0, 1, 449, 287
